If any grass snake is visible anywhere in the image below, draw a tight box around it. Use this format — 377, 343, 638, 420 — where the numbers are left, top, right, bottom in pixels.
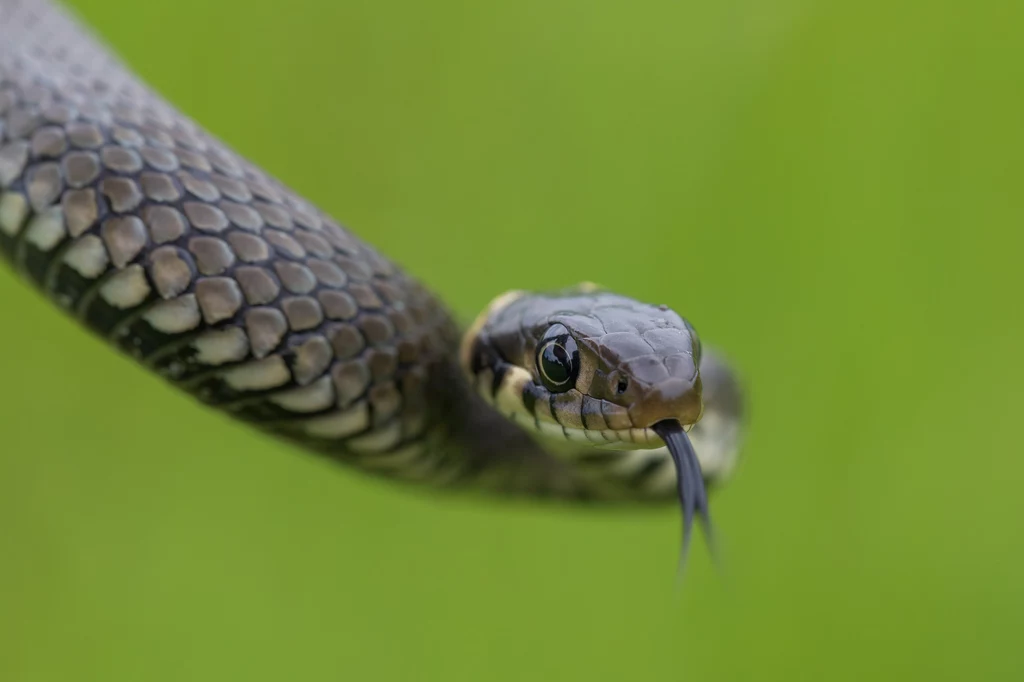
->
0, 0, 747, 562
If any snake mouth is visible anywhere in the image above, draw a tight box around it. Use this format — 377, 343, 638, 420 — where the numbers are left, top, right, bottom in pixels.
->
651, 419, 713, 572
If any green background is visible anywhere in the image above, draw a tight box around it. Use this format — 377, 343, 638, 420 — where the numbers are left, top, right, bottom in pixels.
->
2, 0, 1022, 680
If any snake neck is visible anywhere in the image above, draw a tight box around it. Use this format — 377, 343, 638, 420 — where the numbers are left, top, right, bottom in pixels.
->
430, 351, 594, 498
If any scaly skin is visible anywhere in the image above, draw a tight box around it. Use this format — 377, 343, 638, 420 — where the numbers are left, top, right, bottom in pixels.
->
0, 0, 744, 507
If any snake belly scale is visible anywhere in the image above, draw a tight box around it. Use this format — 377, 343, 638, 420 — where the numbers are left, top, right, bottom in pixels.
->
0, 0, 747, 555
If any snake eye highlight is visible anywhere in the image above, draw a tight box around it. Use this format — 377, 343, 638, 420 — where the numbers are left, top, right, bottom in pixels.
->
536, 326, 579, 393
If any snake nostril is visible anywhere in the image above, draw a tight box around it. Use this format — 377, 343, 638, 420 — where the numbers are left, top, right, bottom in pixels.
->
616, 378, 629, 395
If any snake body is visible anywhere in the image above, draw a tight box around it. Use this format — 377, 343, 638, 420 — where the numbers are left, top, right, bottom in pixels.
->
1, 0, 746, 546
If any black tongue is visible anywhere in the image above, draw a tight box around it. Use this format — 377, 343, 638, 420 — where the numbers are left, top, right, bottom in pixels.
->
652, 419, 714, 578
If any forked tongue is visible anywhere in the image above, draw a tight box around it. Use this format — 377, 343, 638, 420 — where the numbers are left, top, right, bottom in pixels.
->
652, 419, 716, 581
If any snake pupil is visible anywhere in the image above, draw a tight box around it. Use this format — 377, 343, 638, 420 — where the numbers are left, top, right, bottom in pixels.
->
540, 344, 571, 384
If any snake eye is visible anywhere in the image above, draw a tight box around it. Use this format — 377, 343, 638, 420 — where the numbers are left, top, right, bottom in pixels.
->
536, 325, 579, 393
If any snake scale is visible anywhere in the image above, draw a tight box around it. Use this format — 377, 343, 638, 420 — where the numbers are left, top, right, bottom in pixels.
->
0, 0, 746, 558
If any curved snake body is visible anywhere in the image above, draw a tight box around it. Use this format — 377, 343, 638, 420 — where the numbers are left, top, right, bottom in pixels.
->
0, 0, 746, 549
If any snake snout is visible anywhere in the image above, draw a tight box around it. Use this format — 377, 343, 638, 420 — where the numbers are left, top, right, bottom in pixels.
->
627, 375, 703, 429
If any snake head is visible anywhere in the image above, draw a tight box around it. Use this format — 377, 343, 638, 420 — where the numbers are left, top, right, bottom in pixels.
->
460, 284, 704, 447
461, 283, 723, 570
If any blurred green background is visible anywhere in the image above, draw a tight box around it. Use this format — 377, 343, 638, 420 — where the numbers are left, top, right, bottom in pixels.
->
2, 0, 1023, 680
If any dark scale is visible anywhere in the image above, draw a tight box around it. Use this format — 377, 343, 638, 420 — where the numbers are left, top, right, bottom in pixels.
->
118, 310, 200, 364
17, 233, 61, 286
82, 279, 159, 338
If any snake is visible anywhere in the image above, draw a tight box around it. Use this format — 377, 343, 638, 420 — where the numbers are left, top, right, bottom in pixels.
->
0, 0, 746, 563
